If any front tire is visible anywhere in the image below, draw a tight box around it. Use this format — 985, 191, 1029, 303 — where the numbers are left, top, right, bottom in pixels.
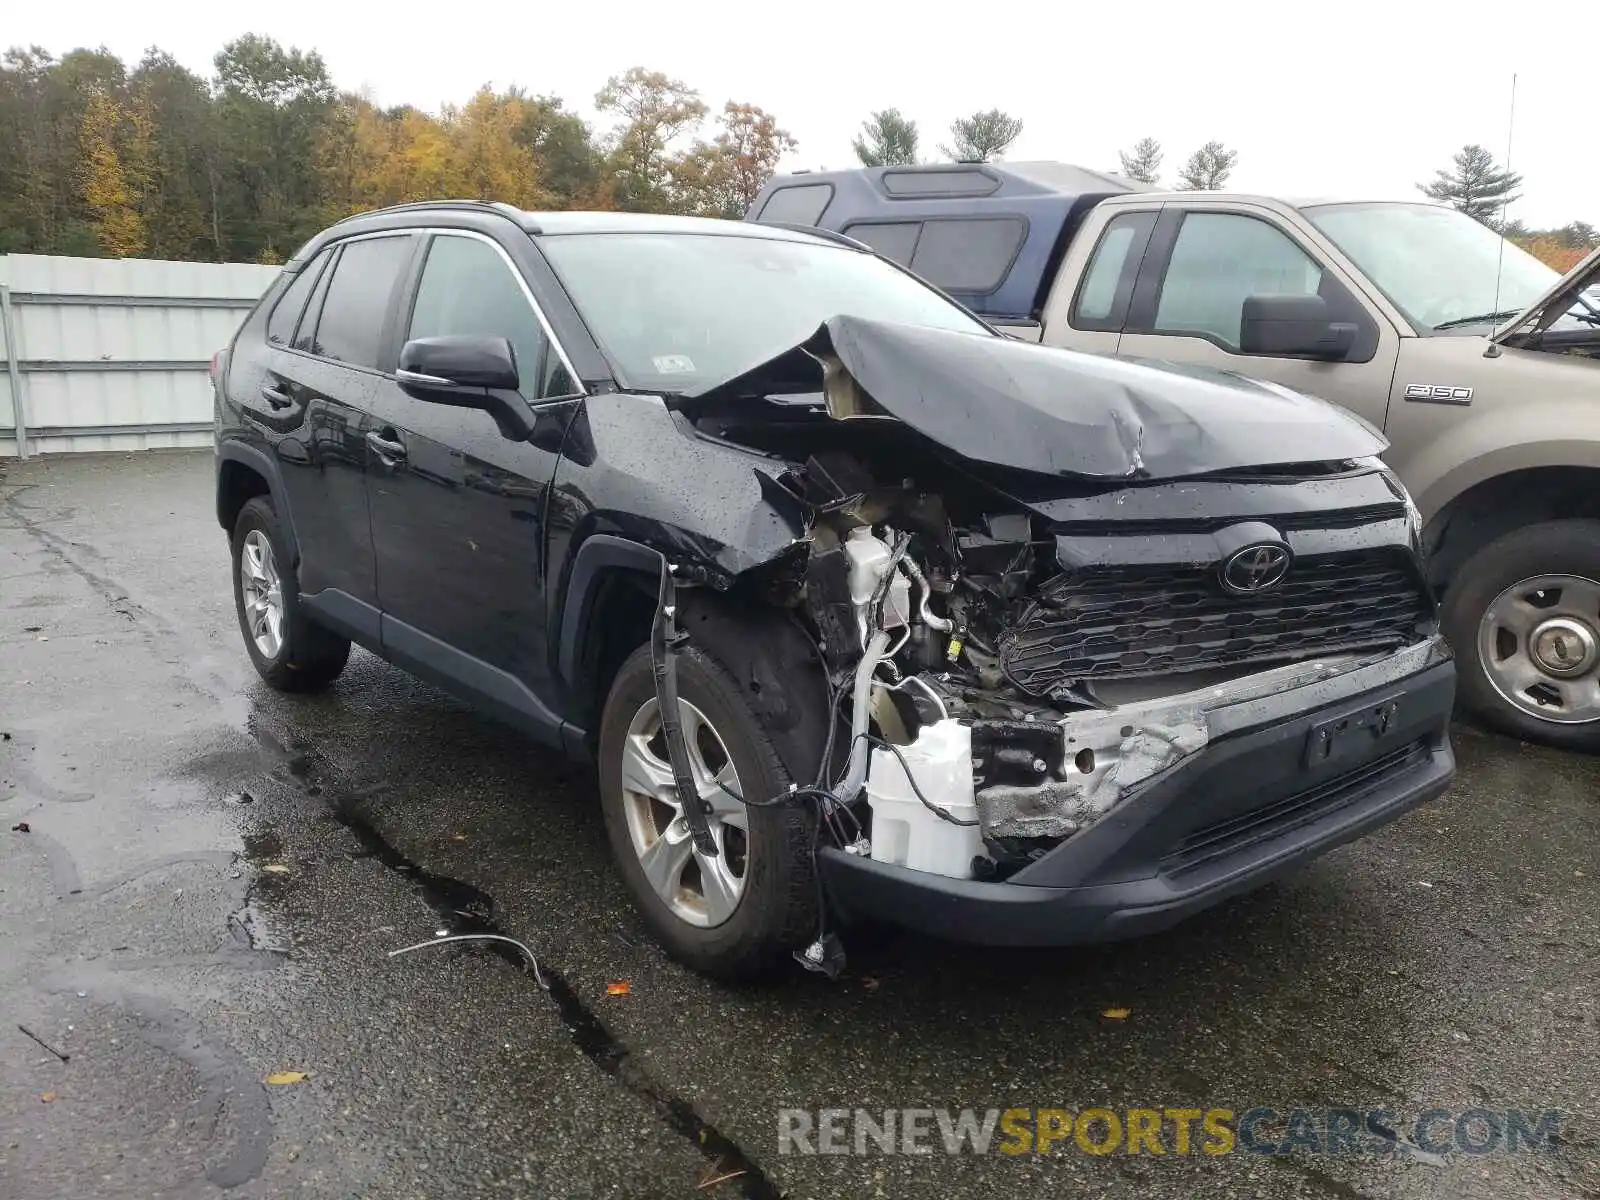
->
231, 496, 350, 692
1442, 519, 1600, 752
597, 643, 818, 980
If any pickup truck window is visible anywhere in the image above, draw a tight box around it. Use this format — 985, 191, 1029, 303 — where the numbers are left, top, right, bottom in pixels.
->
1304, 201, 1558, 334
1073, 212, 1156, 329
755, 183, 834, 225
842, 217, 1025, 295
847, 222, 920, 266
1154, 213, 1322, 349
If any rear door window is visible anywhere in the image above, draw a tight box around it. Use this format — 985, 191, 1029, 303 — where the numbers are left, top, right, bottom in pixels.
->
306, 235, 413, 369
1072, 212, 1157, 330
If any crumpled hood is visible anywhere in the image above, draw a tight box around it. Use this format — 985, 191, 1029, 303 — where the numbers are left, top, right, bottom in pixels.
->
690, 315, 1386, 480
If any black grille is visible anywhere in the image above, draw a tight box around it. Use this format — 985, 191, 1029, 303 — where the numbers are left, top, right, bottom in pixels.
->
999, 550, 1431, 693
1159, 739, 1431, 876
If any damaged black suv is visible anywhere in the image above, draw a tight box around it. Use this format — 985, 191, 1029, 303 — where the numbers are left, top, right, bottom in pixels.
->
213, 202, 1457, 979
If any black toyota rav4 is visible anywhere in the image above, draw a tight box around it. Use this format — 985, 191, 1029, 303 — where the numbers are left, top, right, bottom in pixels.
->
213, 202, 1456, 979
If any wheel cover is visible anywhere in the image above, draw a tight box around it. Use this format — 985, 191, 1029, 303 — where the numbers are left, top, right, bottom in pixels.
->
618, 697, 749, 928
1477, 573, 1600, 725
239, 530, 285, 660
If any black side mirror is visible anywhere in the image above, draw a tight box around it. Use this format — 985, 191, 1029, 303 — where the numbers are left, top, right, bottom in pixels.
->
1239, 294, 1356, 362
397, 336, 534, 440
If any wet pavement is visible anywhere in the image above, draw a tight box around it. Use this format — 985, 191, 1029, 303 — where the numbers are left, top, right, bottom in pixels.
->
2, 449, 1597, 1200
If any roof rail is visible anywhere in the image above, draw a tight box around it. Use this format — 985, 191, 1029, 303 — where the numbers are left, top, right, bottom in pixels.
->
757, 221, 871, 252
327, 199, 529, 228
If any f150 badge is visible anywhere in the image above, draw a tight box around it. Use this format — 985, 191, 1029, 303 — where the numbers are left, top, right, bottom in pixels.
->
1404, 383, 1474, 405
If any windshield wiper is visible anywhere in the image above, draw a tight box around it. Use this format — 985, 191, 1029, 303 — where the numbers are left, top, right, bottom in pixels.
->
1432, 309, 1522, 331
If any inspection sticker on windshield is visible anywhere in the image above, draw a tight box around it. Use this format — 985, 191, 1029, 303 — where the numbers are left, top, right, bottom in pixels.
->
652, 354, 697, 374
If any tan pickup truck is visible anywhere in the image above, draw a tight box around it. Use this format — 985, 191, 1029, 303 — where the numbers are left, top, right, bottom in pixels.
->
749, 162, 1600, 749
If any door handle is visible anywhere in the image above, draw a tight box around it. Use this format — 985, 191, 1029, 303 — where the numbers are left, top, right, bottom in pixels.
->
259, 381, 294, 409
366, 430, 408, 464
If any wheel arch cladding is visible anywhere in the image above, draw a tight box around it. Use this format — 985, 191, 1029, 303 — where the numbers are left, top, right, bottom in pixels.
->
216, 444, 297, 560
675, 591, 832, 788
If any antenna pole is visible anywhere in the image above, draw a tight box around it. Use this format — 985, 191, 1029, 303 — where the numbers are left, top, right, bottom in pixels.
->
1490, 72, 1518, 321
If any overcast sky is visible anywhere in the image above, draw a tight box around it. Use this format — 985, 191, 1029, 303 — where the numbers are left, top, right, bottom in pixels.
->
15, 1, 1591, 227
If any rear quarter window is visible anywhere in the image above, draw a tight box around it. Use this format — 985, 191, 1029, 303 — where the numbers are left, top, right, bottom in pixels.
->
266, 251, 329, 347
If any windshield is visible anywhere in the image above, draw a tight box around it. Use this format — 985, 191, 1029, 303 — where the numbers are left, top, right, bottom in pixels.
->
538, 232, 992, 392
1304, 202, 1559, 333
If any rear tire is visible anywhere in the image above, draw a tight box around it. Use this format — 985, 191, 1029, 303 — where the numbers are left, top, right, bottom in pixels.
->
231, 496, 350, 693
597, 643, 818, 980
1442, 518, 1600, 752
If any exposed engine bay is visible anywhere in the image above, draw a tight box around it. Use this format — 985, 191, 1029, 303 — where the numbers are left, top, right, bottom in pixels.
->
649, 315, 1437, 887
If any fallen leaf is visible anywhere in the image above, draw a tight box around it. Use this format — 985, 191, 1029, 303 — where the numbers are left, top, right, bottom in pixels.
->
1416, 881, 1434, 889
1102, 1007, 1131, 1020
450, 833, 468, 843
265, 1071, 308, 1085
605, 981, 632, 997
11, 822, 30, 834
859, 976, 881, 991
40, 1092, 58, 1103
262, 864, 291, 874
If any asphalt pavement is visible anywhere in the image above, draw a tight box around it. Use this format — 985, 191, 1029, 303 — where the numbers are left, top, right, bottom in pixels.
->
2, 449, 1597, 1200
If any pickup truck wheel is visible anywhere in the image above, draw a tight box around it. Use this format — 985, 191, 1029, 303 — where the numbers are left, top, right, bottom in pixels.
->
231, 497, 350, 692
597, 643, 818, 980
1442, 519, 1600, 752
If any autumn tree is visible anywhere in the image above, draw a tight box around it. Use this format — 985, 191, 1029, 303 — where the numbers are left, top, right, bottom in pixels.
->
1176, 141, 1238, 190
595, 67, 706, 212
1118, 137, 1162, 184
79, 85, 144, 255
444, 88, 549, 209
1418, 144, 1522, 226
940, 109, 1022, 162
673, 101, 795, 217
853, 109, 918, 167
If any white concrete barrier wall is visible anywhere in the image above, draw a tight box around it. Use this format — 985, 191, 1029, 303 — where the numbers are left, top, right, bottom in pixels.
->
0, 254, 281, 458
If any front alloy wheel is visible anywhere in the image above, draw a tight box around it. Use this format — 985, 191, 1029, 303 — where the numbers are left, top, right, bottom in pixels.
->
618, 697, 750, 927
597, 641, 818, 979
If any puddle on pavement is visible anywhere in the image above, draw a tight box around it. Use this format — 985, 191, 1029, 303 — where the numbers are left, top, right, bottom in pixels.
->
237, 719, 782, 1200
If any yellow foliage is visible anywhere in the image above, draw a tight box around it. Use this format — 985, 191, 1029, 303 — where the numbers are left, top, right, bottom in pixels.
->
1514, 236, 1587, 274
443, 88, 549, 209
79, 89, 145, 257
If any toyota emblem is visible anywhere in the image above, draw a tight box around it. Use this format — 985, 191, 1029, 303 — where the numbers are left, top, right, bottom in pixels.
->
1219, 543, 1292, 594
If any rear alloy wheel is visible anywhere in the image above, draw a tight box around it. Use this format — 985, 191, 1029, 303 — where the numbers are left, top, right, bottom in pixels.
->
239, 529, 285, 660
1443, 519, 1600, 752
230, 496, 351, 692
598, 643, 817, 979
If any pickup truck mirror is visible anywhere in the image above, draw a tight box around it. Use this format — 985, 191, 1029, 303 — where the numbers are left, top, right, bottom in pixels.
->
1239, 294, 1357, 362
396, 335, 535, 441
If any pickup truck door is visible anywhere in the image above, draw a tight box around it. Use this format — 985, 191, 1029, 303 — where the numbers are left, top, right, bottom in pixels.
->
1102, 203, 1401, 433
